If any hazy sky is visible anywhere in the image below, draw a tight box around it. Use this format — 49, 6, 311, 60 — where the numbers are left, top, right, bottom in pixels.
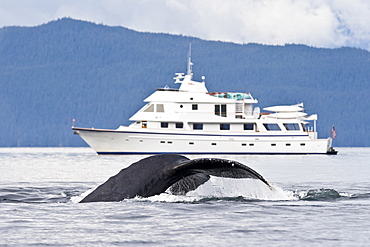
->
1, 0, 370, 50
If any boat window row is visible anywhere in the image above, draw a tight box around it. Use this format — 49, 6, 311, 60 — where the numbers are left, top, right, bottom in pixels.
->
158, 122, 302, 132
157, 122, 258, 131
262, 123, 303, 131
127, 138, 307, 148
161, 122, 184, 129
137, 121, 304, 132
262, 123, 301, 131
155, 140, 307, 147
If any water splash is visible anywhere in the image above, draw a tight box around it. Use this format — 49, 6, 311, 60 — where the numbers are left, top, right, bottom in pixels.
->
127, 177, 296, 203
70, 188, 95, 203
1, 182, 358, 204
129, 193, 200, 203
130, 180, 357, 203
185, 177, 295, 201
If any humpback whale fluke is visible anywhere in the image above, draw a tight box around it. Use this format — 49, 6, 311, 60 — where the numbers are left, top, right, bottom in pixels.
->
80, 154, 271, 203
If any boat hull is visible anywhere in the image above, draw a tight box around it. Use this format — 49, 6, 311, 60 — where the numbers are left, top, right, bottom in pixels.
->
73, 127, 336, 155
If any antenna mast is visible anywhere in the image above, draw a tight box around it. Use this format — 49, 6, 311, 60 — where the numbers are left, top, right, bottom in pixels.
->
187, 43, 193, 76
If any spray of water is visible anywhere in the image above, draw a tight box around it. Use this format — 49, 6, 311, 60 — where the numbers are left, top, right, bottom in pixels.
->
72, 177, 351, 203
129, 176, 296, 203
70, 188, 95, 203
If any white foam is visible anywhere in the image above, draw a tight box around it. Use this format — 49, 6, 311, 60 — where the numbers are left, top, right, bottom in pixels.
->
184, 176, 296, 201
71, 177, 297, 203
70, 188, 95, 203
129, 193, 201, 203
138, 177, 297, 202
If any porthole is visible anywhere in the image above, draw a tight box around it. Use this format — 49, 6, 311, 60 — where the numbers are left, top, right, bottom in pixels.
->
271, 143, 276, 146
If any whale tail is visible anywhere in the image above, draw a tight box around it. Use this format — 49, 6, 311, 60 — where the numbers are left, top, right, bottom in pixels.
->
80, 154, 271, 203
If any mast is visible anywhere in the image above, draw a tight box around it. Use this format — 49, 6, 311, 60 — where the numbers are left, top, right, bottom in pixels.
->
187, 43, 193, 76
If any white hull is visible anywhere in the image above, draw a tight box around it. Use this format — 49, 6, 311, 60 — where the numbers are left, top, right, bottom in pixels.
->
73, 127, 334, 155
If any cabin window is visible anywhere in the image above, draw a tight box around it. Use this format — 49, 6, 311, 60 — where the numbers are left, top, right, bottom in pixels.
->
221, 105, 227, 117
189, 142, 194, 145
211, 143, 217, 146
249, 143, 254, 146
143, 104, 155, 112
161, 122, 168, 128
284, 123, 300, 131
215, 105, 220, 115
192, 104, 198, 110
157, 104, 164, 112
175, 122, 183, 129
300, 143, 306, 146
286, 143, 291, 146
244, 123, 254, 131
215, 104, 227, 117
144, 104, 164, 112
193, 123, 203, 130
263, 123, 281, 131
220, 123, 230, 130
242, 143, 247, 146
271, 143, 277, 146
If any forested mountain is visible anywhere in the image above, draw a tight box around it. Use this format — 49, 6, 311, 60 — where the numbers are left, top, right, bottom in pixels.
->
0, 18, 369, 147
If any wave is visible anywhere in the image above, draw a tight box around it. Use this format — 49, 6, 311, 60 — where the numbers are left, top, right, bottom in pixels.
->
131, 188, 362, 203
0, 185, 87, 203
296, 188, 344, 201
1, 182, 368, 204
296, 189, 370, 201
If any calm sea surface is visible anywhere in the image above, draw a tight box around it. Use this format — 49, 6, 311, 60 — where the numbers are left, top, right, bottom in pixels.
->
1, 147, 369, 246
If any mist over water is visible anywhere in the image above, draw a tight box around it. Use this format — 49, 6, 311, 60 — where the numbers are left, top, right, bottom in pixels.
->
1, 147, 370, 246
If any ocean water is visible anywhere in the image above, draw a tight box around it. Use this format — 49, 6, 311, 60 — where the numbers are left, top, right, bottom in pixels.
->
1, 147, 369, 246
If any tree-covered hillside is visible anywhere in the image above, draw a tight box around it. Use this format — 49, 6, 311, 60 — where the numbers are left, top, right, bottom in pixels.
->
0, 18, 369, 147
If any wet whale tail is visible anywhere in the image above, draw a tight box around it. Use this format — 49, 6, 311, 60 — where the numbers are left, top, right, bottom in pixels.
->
80, 154, 271, 203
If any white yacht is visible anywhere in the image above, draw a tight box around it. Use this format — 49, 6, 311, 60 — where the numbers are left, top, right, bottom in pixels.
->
72, 54, 337, 155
